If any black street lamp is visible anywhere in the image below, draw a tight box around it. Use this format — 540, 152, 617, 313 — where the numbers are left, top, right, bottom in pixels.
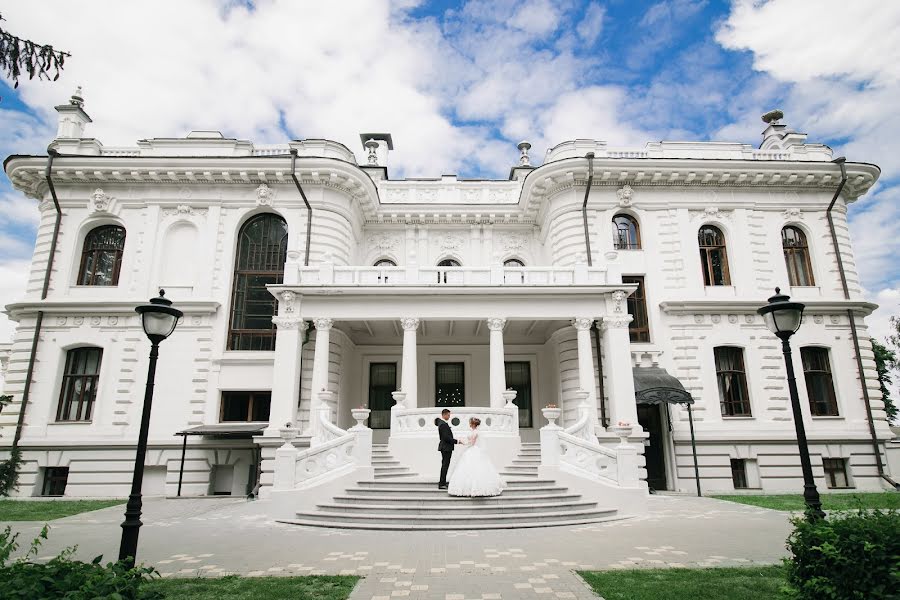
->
119, 290, 183, 566
757, 287, 825, 520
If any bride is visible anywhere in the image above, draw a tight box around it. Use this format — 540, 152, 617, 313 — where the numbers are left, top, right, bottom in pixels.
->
448, 417, 504, 497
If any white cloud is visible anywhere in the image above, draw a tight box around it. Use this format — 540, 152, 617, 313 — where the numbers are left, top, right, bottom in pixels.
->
576, 3, 605, 45
0, 259, 30, 345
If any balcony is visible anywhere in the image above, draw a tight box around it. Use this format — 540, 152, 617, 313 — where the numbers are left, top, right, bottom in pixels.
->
284, 264, 613, 287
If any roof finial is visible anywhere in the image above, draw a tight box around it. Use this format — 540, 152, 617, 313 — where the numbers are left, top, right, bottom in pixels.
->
69, 86, 84, 108
761, 109, 784, 125
517, 140, 532, 166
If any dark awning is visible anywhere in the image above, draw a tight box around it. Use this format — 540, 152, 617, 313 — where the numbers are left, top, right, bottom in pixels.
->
175, 423, 267, 438
633, 367, 694, 405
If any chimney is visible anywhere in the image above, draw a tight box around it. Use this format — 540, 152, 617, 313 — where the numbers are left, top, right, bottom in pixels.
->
55, 86, 92, 138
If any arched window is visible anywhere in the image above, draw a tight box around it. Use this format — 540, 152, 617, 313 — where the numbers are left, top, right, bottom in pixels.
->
78, 225, 126, 286
782, 226, 815, 286
56, 347, 103, 421
436, 258, 460, 284
612, 214, 641, 250
698, 225, 731, 286
503, 259, 525, 284
227, 214, 288, 351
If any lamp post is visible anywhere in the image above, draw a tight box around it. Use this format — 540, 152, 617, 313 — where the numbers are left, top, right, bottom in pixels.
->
757, 287, 825, 520
119, 289, 183, 566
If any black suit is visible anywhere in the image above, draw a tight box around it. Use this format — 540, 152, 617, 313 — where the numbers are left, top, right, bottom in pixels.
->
437, 418, 457, 487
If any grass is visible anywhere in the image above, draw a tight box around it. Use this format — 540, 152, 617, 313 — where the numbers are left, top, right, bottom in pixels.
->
579, 566, 785, 600
0, 499, 125, 521
144, 575, 359, 599
711, 492, 900, 511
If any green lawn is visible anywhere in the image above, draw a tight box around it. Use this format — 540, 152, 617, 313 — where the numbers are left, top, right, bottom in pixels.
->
579, 566, 785, 600
711, 492, 900, 511
144, 575, 359, 600
0, 499, 125, 521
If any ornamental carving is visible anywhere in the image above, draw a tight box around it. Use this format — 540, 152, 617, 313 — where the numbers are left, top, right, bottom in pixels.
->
385, 188, 409, 202
464, 189, 481, 202
728, 314, 738, 324
419, 188, 438, 203
191, 316, 202, 326
694, 315, 704, 324
313, 317, 334, 331
90, 189, 111, 213
90, 316, 101, 326
783, 207, 804, 221
499, 233, 527, 252
813, 315, 824, 324
272, 316, 307, 330
603, 315, 632, 329
745, 315, 754, 324
616, 185, 634, 207
486, 317, 507, 331
74, 316, 84, 327
256, 183, 275, 206
710, 314, 721, 324
572, 317, 594, 331
830, 315, 840, 325
368, 233, 401, 252
612, 290, 627, 313
487, 189, 513, 203
280, 290, 296, 313
692, 205, 732, 222
162, 205, 207, 218
56, 316, 67, 326
438, 234, 465, 252
400, 317, 419, 331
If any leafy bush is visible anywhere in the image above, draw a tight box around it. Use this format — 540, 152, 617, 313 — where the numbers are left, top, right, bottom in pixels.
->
783, 509, 900, 600
0, 394, 23, 496
0, 525, 163, 599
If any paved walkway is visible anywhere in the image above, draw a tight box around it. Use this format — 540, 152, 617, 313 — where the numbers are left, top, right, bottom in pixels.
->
3, 494, 792, 599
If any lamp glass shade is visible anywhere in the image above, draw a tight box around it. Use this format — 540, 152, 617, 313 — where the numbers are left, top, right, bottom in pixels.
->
762, 305, 803, 336
142, 311, 178, 339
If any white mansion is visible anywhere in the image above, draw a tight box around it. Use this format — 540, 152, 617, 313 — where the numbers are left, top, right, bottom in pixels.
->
0, 91, 894, 525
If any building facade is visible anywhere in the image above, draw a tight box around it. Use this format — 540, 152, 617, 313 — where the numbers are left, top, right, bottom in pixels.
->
0, 91, 893, 504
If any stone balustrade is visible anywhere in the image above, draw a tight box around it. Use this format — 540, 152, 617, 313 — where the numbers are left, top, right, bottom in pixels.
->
391, 406, 519, 437
288, 263, 609, 286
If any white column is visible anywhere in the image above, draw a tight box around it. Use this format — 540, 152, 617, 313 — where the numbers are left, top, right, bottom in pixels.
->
399, 318, 419, 407
601, 315, 638, 426
487, 318, 507, 408
310, 318, 333, 408
265, 316, 307, 436
572, 317, 600, 427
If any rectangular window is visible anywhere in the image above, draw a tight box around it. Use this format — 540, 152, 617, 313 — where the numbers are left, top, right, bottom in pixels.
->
730, 459, 748, 489
41, 467, 69, 497
435, 362, 465, 407
623, 275, 650, 343
57, 347, 103, 422
823, 458, 850, 488
220, 391, 271, 422
801, 347, 839, 416
504, 361, 533, 428
715, 347, 752, 416
368, 362, 397, 429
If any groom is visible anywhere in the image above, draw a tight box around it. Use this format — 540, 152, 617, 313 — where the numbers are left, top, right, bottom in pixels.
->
437, 408, 458, 489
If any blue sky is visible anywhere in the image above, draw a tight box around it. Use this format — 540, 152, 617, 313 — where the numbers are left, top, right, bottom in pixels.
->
0, 0, 898, 343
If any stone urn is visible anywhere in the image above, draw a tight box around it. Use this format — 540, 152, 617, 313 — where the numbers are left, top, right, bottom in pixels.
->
610, 424, 633, 446
350, 407, 371, 429
502, 389, 518, 408
391, 390, 407, 409
278, 425, 299, 448
317, 390, 334, 404
541, 406, 562, 428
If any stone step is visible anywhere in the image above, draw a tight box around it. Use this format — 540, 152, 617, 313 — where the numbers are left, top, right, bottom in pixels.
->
371, 460, 401, 466
356, 479, 555, 489
346, 485, 569, 497
288, 507, 618, 528
374, 466, 412, 474
503, 465, 539, 473
279, 513, 623, 531
500, 472, 539, 478
331, 493, 583, 506
314, 500, 599, 516
512, 459, 541, 465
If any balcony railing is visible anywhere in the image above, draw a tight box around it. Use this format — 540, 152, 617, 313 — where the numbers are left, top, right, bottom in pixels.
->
284, 264, 611, 286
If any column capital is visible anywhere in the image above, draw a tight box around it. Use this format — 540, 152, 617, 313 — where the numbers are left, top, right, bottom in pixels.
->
272, 316, 307, 330
602, 315, 633, 329
571, 317, 595, 331
486, 317, 506, 331
313, 317, 334, 331
400, 317, 420, 332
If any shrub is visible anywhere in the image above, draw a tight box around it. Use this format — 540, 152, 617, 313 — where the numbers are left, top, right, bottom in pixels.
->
0, 525, 163, 599
783, 508, 900, 600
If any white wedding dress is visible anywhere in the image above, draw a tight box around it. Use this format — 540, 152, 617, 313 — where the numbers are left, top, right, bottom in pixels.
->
447, 431, 504, 497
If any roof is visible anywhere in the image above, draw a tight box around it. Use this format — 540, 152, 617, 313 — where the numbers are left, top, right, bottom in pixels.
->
633, 367, 694, 405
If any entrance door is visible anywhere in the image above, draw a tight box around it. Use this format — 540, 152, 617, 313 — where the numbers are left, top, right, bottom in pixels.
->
637, 404, 668, 491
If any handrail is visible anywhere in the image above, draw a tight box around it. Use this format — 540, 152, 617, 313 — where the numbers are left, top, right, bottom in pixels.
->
392, 405, 519, 436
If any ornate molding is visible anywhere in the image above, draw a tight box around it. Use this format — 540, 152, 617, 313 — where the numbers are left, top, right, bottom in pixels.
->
400, 317, 419, 332
280, 290, 296, 313
90, 188, 112, 213
616, 184, 634, 207
782, 207, 804, 221
437, 233, 466, 252
611, 290, 628, 313
256, 183, 275, 206
162, 204, 208, 218
368, 233, 401, 252
692, 206, 732, 222
486, 317, 506, 331
571, 317, 594, 331
272, 316, 307, 330
313, 317, 334, 331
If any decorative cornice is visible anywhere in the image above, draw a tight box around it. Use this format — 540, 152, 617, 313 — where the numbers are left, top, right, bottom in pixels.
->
5, 300, 220, 320
660, 299, 876, 317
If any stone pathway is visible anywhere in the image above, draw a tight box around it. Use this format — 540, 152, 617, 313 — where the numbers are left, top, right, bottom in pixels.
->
3, 494, 791, 599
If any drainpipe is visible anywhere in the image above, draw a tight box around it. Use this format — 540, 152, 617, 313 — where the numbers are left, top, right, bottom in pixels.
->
825, 157, 898, 489
579, 153, 609, 427
289, 150, 313, 266
13, 150, 63, 449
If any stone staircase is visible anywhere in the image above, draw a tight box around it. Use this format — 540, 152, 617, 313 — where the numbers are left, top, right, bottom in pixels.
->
281, 442, 621, 530
372, 443, 417, 480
